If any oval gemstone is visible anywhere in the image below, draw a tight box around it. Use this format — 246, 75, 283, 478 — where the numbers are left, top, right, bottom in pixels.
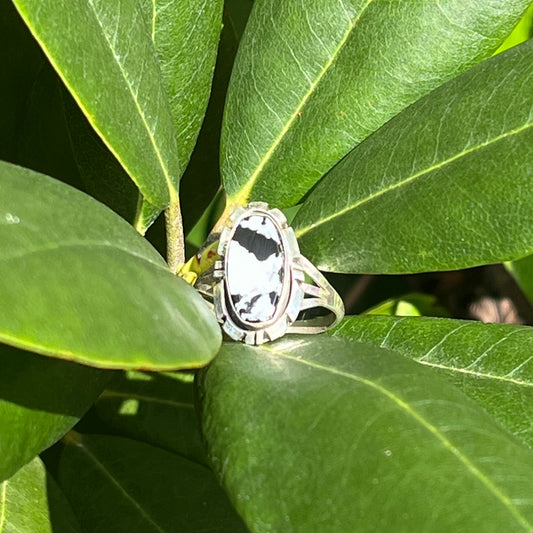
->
225, 214, 285, 325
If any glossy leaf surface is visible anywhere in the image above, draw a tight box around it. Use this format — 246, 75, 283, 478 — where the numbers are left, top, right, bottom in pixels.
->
12, 0, 180, 209
180, 0, 254, 233
138, 0, 223, 169
0, 162, 221, 369
0, 457, 81, 533
94, 371, 205, 463
0, 343, 106, 482
18, 66, 139, 223
333, 316, 533, 448
295, 39, 533, 273
507, 255, 533, 305
55, 433, 246, 533
221, 0, 531, 209
198, 336, 533, 532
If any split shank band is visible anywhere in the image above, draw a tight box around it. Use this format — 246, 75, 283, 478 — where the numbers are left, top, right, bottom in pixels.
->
195, 202, 344, 346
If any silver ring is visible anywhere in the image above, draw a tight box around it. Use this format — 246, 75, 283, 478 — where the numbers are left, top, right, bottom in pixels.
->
195, 202, 344, 345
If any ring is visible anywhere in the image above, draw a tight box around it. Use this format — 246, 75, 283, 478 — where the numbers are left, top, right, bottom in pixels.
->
195, 202, 344, 345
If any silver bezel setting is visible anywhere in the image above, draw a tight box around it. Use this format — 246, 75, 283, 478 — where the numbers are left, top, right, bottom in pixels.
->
214, 202, 304, 345
192, 202, 345, 345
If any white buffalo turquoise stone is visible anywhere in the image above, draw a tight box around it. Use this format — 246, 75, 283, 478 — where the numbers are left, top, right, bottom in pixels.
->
225, 214, 285, 324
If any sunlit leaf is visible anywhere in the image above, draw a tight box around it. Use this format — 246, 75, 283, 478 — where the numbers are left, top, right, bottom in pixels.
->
0, 162, 221, 369
295, 39, 533, 273
221, 0, 531, 209
12, 0, 181, 208
137, 0, 223, 169
198, 336, 533, 531
333, 315, 533, 449
0, 457, 81, 533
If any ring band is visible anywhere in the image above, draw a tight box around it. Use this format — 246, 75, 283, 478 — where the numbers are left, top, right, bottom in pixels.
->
195, 202, 344, 345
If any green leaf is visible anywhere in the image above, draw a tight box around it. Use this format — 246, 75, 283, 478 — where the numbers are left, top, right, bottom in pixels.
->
0, 161, 221, 369
364, 293, 449, 317
137, 0, 223, 170
294, 39, 533, 273
18, 65, 139, 223
221, 0, 531, 209
134, 197, 163, 236
507, 255, 533, 304
55, 433, 247, 533
496, 3, 533, 54
0, 342, 106, 482
198, 336, 533, 532
180, 0, 253, 233
332, 316, 533, 449
0, 457, 81, 533
94, 371, 205, 464
12, 0, 181, 209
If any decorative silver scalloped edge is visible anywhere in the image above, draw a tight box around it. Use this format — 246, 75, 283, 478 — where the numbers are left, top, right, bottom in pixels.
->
214, 202, 305, 345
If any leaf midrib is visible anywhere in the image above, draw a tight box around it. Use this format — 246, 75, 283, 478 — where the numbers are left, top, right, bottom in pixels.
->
86, 0, 177, 201
0, 481, 6, 533
151, 0, 157, 41
74, 440, 168, 533
13, 1, 176, 207
270, 349, 533, 531
295, 119, 533, 237
230, 0, 376, 205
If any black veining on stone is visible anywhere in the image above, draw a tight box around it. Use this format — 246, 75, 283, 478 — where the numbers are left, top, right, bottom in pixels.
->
240, 294, 262, 320
269, 291, 279, 306
232, 223, 282, 262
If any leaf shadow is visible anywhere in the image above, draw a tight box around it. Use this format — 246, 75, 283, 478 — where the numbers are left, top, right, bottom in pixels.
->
46, 470, 84, 533
0, 341, 108, 417
85, 370, 207, 465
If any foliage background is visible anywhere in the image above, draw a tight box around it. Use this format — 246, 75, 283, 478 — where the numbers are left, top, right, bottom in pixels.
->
1, 1, 533, 531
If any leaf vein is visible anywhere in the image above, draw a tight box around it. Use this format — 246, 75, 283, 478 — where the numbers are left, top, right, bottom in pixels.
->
504, 355, 533, 380
296, 119, 533, 237
151, 0, 157, 41
230, 0, 376, 204
276, 352, 533, 530
378, 316, 408, 348
86, 0, 177, 199
77, 441, 168, 533
417, 360, 533, 388
417, 323, 471, 362
464, 329, 524, 370
0, 481, 7, 533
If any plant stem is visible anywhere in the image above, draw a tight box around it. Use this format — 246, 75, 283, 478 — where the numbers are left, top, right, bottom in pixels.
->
132, 193, 147, 235
212, 197, 235, 234
165, 196, 185, 274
